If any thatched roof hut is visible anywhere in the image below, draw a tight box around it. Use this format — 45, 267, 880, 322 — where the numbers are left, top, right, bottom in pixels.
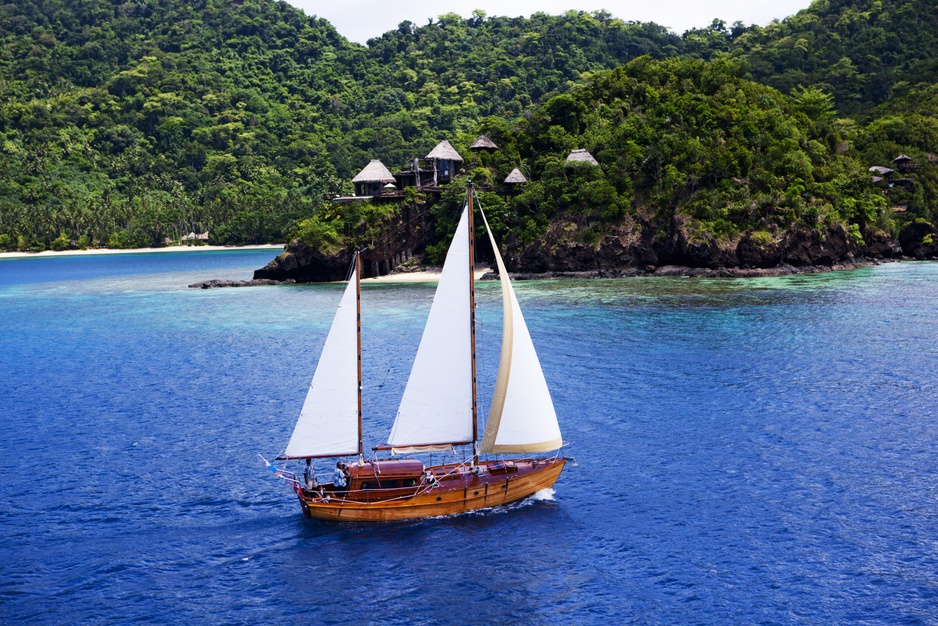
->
425, 141, 463, 185
426, 140, 464, 162
566, 149, 599, 166
352, 159, 396, 196
504, 168, 527, 184
352, 159, 396, 184
868, 165, 894, 176
469, 135, 499, 151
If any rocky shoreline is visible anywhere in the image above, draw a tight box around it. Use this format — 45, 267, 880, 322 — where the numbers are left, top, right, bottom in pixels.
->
493, 258, 887, 281
191, 258, 910, 289
189, 278, 296, 289
181, 217, 938, 288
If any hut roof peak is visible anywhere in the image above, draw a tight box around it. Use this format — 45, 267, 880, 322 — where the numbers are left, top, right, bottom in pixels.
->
470, 135, 499, 151
504, 168, 527, 184
352, 159, 396, 183
566, 148, 599, 166
426, 140, 464, 162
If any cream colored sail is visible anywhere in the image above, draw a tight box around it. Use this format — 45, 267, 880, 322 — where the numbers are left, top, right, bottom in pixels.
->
479, 209, 562, 454
283, 265, 360, 458
387, 206, 473, 453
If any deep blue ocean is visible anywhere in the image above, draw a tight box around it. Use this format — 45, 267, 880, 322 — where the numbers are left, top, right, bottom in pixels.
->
1, 250, 937, 624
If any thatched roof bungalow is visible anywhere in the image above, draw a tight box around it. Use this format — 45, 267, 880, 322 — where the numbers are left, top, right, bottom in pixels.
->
504, 168, 527, 184
566, 149, 599, 166
352, 159, 396, 196
426, 140, 463, 185
894, 154, 915, 172
469, 135, 499, 151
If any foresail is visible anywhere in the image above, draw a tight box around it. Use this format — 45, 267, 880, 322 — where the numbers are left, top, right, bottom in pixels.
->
283, 267, 360, 458
479, 209, 562, 454
387, 206, 473, 451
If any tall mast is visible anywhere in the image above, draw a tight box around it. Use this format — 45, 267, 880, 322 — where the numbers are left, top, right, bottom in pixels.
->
467, 182, 479, 466
355, 251, 364, 463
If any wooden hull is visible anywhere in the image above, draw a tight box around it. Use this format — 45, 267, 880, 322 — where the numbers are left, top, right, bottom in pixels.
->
297, 458, 565, 522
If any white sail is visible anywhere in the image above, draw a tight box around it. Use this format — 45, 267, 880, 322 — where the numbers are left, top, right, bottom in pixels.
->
480, 209, 562, 454
387, 206, 473, 452
283, 265, 360, 458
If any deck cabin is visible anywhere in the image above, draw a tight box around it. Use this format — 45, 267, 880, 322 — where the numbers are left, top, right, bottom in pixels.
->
316, 459, 427, 503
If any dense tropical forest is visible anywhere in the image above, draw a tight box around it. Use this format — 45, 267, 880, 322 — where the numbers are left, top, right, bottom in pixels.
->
0, 0, 936, 265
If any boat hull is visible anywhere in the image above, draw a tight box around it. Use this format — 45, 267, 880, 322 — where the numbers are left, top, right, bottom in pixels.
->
297, 458, 565, 522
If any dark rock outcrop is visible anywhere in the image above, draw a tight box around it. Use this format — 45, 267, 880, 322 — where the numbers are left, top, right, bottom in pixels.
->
864, 228, 901, 259
736, 234, 781, 268
898, 221, 938, 259
253, 241, 353, 283
189, 278, 295, 289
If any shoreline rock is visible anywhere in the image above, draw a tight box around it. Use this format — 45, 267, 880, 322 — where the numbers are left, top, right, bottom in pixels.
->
247, 218, 934, 285
188, 278, 296, 289
483, 258, 894, 281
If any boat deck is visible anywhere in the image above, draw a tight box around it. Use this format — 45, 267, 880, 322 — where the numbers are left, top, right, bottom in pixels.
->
296, 458, 565, 522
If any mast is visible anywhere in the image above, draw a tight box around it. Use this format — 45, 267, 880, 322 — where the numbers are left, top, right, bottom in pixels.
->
356, 251, 363, 463
468, 181, 479, 466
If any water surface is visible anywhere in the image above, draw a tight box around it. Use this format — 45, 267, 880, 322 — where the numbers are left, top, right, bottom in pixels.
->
1, 252, 936, 623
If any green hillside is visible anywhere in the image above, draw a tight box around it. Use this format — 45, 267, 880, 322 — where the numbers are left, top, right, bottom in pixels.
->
0, 0, 935, 258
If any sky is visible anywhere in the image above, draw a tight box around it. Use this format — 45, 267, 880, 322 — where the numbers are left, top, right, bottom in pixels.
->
285, 0, 815, 44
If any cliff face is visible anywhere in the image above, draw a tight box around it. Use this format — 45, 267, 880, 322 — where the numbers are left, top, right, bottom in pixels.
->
254, 243, 353, 283
494, 215, 912, 274
255, 217, 932, 283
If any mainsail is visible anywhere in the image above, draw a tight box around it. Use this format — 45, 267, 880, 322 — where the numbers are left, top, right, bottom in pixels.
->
386, 206, 474, 453
479, 208, 562, 454
282, 263, 360, 459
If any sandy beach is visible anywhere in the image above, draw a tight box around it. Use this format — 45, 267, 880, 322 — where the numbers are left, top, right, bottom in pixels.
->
362, 267, 490, 283
2, 243, 489, 285
0, 244, 286, 260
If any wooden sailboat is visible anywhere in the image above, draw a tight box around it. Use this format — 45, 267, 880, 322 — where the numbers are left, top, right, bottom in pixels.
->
273, 183, 566, 522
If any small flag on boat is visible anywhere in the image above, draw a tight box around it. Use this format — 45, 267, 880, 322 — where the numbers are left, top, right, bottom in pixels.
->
259, 454, 284, 477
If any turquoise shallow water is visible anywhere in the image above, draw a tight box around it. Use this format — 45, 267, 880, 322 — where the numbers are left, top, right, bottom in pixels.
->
1, 251, 937, 624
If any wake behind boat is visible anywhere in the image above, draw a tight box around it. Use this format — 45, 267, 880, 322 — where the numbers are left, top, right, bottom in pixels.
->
268, 182, 568, 522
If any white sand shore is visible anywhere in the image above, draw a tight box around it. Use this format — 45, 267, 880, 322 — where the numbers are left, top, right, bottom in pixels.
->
362, 267, 490, 283
1, 244, 490, 284
0, 244, 285, 260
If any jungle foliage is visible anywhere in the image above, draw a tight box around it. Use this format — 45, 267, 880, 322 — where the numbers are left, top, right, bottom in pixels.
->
0, 0, 935, 252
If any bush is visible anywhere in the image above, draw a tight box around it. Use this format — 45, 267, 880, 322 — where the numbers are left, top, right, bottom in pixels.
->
50, 233, 70, 251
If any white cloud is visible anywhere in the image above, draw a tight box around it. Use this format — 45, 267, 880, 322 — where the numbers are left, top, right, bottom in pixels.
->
286, 0, 813, 44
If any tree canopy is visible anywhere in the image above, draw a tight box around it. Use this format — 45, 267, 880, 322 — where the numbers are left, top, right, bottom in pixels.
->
0, 0, 934, 253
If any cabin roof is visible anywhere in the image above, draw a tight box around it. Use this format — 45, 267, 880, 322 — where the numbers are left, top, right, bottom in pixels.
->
869, 165, 894, 175
504, 168, 527, 184
469, 134, 499, 151
566, 149, 599, 166
348, 459, 425, 478
426, 140, 464, 162
894, 154, 913, 162
352, 159, 396, 183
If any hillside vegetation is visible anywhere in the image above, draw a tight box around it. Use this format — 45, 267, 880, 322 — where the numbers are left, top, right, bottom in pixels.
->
0, 0, 936, 262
